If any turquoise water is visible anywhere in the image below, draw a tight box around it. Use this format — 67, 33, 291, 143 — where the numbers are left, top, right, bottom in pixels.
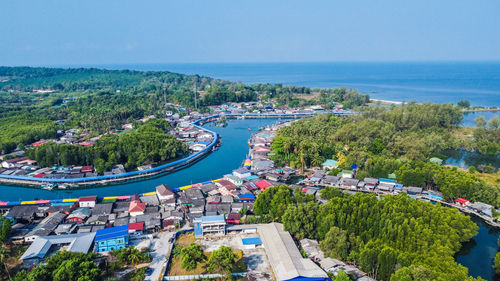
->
0, 116, 496, 280
0, 118, 279, 201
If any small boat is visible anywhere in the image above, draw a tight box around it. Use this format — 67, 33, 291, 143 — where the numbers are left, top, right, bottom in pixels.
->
248, 127, 251, 131
41, 183, 57, 190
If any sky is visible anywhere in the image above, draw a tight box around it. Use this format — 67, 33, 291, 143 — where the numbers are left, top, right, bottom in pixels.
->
1, 0, 499, 65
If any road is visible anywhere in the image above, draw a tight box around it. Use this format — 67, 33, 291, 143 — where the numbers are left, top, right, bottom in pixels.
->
144, 231, 175, 281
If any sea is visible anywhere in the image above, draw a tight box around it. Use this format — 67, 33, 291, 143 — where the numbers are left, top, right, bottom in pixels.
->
85, 62, 500, 126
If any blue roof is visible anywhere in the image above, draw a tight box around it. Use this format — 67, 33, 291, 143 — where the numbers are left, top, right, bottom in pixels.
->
197, 141, 210, 145
238, 194, 255, 198
379, 178, 397, 183
95, 224, 129, 241
242, 237, 262, 245
246, 175, 259, 180
201, 215, 225, 223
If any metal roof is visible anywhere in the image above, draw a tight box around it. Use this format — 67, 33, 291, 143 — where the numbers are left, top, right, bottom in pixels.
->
95, 224, 128, 241
20, 232, 96, 260
242, 237, 262, 245
258, 223, 328, 281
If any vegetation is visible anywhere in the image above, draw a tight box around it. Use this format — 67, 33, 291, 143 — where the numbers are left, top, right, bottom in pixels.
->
11, 251, 103, 281
110, 246, 152, 266
180, 243, 206, 271
26, 119, 188, 173
254, 185, 482, 281
0, 66, 369, 156
206, 246, 238, 278
270, 103, 500, 207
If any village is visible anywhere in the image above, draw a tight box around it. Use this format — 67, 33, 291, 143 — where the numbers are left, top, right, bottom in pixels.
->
0, 102, 348, 188
1, 111, 497, 281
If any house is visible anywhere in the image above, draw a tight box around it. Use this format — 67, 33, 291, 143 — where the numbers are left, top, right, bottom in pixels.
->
406, 186, 423, 195
338, 170, 353, 179
129, 200, 146, 217
469, 201, 494, 217
322, 159, 338, 170
255, 179, 272, 191
321, 175, 340, 187
455, 198, 470, 207
265, 173, 281, 182
193, 215, 226, 237
379, 178, 397, 186
162, 219, 176, 231
92, 203, 113, 216
25, 212, 67, 242
363, 178, 378, 189
310, 170, 326, 184
80, 166, 93, 173
225, 175, 244, 186
377, 183, 394, 193
128, 222, 144, 237
94, 224, 129, 252
20, 232, 96, 266
233, 167, 251, 179
425, 190, 443, 201
226, 213, 241, 224
78, 196, 97, 208
66, 208, 91, 223
341, 178, 359, 190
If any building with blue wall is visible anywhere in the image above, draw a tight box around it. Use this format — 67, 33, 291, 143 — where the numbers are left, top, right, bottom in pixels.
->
94, 224, 129, 252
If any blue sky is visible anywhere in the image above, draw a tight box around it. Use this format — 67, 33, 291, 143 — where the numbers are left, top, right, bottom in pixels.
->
1, 0, 499, 65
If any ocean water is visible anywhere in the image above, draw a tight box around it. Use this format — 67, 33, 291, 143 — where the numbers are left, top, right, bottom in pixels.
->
95, 62, 500, 107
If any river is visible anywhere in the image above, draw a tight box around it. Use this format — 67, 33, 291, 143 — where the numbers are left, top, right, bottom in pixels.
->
0, 117, 496, 280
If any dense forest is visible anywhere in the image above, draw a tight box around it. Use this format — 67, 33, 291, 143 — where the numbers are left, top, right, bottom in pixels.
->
251, 185, 481, 281
0, 66, 369, 155
270, 103, 500, 207
26, 119, 187, 173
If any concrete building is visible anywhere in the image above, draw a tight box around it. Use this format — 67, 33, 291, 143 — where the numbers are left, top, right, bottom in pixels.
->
258, 223, 329, 281
156, 184, 174, 203
193, 215, 226, 238
94, 224, 129, 252
78, 196, 97, 208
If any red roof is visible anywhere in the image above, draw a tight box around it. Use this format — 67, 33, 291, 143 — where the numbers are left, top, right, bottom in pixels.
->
255, 180, 272, 190
227, 213, 241, 220
33, 173, 46, 178
129, 200, 146, 213
77, 142, 92, 146
128, 222, 144, 232
162, 219, 175, 227
81, 165, 93, 173
217, 179, 237, 190
156, 184, 174, 196
79, 196, 97, 202
456, 198, 470, 204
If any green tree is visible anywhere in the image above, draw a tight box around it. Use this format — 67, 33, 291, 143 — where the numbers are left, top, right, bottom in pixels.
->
320, 227, 350, 260
488, 116, 499, 130
207, 246, 237, 278
475, 116, 487, 129
457, 100, 470, 108
180, 243, 206, 271
334, 270, 351, 281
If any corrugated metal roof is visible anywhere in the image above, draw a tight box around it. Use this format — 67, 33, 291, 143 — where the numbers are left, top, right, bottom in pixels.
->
95, 224, 128, 241
20, 232, 96, 260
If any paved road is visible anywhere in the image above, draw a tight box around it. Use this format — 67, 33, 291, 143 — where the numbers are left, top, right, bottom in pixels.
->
145, 231, 174, 281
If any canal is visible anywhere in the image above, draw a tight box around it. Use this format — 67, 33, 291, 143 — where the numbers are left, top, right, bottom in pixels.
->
0, 118, 280, 202
0, 117, 497, 280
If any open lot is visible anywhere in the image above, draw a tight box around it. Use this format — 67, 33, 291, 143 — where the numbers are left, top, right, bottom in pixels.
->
167, 232, 272, 280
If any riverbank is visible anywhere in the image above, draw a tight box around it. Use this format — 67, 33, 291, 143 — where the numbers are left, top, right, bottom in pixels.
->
0, 113, 324, 189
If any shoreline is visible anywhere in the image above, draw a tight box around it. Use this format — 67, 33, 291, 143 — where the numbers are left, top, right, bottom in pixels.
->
0, 113, 323, 189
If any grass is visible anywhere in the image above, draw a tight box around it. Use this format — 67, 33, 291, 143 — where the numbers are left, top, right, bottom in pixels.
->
167, 234, 246, 277
474, 171, 500, 186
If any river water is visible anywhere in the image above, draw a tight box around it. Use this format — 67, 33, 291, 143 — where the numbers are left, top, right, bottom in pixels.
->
0, 117, 496, 280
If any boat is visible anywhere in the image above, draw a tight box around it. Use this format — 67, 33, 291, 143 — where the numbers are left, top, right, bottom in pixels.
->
41, 183, 57, 190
